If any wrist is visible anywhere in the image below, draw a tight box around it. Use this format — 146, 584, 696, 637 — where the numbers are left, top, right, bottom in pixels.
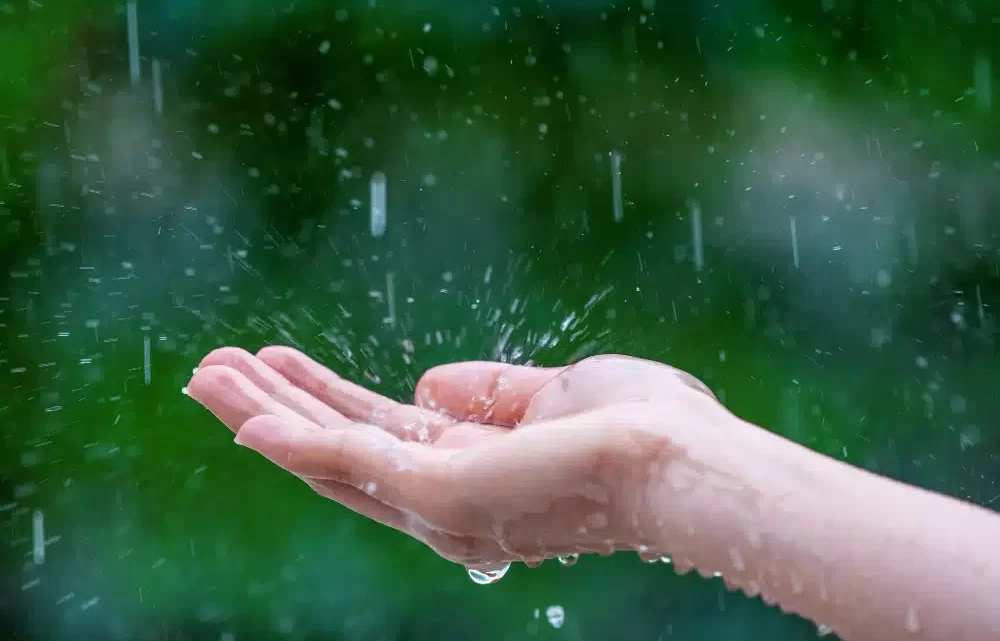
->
636, 409, 852, 575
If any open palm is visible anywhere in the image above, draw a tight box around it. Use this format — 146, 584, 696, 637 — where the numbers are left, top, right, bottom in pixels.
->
187, 346, 721, 567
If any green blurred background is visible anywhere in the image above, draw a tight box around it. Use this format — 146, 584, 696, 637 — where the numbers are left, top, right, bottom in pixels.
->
1, 0, 999, 639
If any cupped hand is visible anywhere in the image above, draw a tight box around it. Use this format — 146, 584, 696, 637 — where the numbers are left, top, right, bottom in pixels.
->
186, 346, 729, 568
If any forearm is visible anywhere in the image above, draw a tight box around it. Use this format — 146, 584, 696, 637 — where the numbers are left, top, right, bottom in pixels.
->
644, 414, 1000, 641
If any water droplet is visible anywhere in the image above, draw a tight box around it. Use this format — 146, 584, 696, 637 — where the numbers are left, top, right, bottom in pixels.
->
637, 545, 660, 563
545, 605, 565, 629
466, 563, 511, 585
728, 547, 745, 572
659, 556, 672, 564
557, 554, 579, 567
816, 624, 833, 637
904, 607, 921, 633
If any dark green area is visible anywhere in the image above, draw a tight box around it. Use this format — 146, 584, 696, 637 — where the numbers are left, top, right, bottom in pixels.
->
2, 1, 999, 639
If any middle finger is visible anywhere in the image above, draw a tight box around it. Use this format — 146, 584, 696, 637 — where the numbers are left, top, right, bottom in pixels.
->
257, 346, 454, 442
198, 347, 350, 428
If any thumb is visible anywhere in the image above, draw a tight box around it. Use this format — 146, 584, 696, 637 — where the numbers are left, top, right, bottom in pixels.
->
414, 362, 564, 427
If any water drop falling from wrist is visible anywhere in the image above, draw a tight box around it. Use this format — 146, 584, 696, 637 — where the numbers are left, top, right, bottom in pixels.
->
466, 562, 511, 585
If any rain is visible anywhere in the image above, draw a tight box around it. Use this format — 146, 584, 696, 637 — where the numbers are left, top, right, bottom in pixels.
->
1, 1, 999, 640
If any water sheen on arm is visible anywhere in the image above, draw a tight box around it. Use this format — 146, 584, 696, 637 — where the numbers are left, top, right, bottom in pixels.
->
643, 415, 1000, 641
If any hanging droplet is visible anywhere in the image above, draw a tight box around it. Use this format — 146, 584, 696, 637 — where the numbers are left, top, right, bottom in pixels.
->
466, 563, 511, 585
816, 624, 833, 637
637, 546, 660, 564
557, 554, 579, 567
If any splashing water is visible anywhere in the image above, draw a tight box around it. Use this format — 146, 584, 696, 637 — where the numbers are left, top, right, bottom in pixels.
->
557, 554, 579, 567
466, 563, 511, 585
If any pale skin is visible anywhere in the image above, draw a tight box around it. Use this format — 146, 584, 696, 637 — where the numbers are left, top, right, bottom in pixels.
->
187, 346, 1000, 641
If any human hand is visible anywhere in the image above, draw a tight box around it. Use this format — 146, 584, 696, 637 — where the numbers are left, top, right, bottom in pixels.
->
186, 347, 733, 575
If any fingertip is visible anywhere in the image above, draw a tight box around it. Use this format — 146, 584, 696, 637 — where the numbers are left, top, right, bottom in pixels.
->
234, 414, 291, 449
256, 345, 302, 367
198, 346, 255, 369
186, 364, 239, 404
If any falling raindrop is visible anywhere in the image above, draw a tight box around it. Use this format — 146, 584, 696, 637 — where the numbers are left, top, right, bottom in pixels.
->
32, 509, 45, 565
610, 150, 623, 222
689, 198, 704, 271
545, 605, 565, 629
126, 1, 140, 86
789, 215, 800, 269
143, 335, 151, 386
384, 271, 396, 327
370, 172, 387, 238
466, 563, 511, 585
151, 58, 163, 115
